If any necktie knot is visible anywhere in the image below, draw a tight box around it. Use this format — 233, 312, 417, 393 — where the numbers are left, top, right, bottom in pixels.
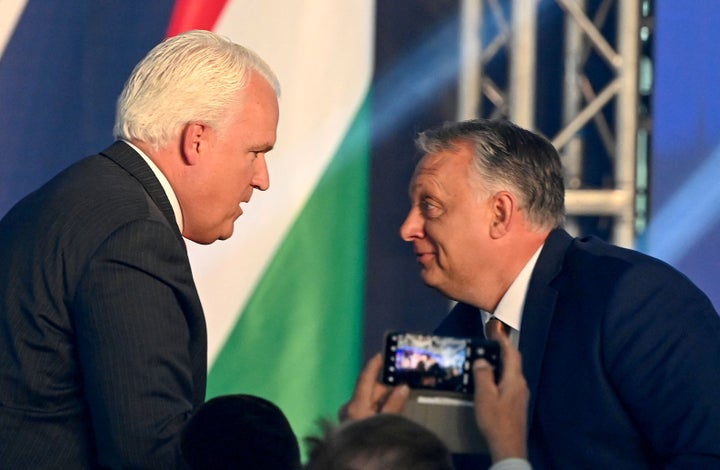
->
485, 317, 510, 341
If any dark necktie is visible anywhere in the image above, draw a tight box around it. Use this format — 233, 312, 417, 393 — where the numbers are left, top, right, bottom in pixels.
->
485, 317, 510, 341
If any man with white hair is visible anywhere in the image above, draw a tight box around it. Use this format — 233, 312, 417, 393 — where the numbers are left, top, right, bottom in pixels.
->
0, 30, 280, 468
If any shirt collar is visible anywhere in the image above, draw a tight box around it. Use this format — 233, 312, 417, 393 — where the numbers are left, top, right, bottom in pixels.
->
123, 140, 184, 233
482, 244, 543, 332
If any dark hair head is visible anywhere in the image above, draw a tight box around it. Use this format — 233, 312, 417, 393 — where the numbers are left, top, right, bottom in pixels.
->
415, 118, 565, 229
305, 414, 454, 470
181, 394, 301, 470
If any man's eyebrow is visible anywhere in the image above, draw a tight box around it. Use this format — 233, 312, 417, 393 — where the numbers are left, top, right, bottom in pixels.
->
408, 181, 420, 199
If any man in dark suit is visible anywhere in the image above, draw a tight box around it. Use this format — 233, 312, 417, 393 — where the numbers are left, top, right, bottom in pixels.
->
0, 30, 280, 468
344, 119, 720, 468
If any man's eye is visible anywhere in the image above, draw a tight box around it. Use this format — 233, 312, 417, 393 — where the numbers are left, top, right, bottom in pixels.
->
420, 200, 442, 217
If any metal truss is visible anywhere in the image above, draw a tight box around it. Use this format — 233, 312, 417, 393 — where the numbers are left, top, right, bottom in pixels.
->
458, 0, 654, 247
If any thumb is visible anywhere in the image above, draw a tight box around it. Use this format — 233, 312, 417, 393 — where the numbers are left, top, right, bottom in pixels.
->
380, 384, 410, 413
473, 358, 497, 401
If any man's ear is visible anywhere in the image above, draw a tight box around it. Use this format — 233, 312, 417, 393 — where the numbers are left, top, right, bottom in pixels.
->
181, 122, 207, 165
489, 191, 515, 239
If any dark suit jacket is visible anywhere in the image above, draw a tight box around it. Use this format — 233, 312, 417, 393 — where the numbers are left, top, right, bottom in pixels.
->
0, 142, 207, 468
436, 228, 720, 469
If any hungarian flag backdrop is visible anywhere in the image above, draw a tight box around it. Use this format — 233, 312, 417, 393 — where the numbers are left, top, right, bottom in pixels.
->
0, 0, 380, 448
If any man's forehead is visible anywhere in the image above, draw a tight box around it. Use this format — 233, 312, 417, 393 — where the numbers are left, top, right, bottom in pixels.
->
413, 148, 472, 179
408, 153, 453, 196
413, 152, 448, 177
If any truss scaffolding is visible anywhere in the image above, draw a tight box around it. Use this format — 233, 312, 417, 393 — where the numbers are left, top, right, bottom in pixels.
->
458, 0, 654, 247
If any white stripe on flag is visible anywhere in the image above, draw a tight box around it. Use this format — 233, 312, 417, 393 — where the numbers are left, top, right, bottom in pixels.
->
0, 0, 29, 57
186, 0, 375, 363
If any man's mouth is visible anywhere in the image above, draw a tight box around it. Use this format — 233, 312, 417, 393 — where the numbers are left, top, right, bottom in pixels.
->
238, 196, 251, 212
235, 202, 247, 219
415, 251, 435, 264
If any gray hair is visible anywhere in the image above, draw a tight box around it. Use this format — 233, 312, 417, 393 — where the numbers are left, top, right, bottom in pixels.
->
113, 30, 280, 149
415, 118, 565, 229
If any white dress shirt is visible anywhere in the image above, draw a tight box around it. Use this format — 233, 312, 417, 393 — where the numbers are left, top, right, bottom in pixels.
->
481, 245, 543, 347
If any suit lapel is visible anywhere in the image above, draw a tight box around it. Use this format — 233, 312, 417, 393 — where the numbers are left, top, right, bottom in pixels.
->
101, 142, 207, 401
99, 141, 183, 242
519, 229, 573, 428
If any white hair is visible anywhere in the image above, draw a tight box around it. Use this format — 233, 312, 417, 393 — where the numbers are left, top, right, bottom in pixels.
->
113, 30, 280, 149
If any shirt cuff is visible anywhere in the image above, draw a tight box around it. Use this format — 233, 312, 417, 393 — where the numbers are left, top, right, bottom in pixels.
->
488, 457, 532, 470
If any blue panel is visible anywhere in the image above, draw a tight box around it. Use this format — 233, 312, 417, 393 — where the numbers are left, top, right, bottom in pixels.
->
0, 0, 174, 216
649, 0, 720, 309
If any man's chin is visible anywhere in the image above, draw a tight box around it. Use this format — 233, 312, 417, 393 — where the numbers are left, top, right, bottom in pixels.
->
216, 226, 235, 241
419, 269, 439, 288
420, 269, 453, 297
183, 224, 234, 245
184, 235, 214, 245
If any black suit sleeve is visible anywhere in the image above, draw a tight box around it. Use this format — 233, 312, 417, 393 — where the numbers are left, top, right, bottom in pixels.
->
73, 218, 195, 468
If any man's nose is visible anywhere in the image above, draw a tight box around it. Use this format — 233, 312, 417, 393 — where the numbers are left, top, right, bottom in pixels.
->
252, 154, 270, 191
400, 208, 423, 241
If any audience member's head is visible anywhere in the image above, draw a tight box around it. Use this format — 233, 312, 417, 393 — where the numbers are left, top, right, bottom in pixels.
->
305, 414, 453, 470
181, 394, 301, 470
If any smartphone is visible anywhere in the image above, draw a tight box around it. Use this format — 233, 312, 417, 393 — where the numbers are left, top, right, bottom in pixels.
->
381, 331, 500, 394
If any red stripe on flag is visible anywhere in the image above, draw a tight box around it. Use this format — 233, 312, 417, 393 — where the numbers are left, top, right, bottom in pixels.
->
166, 0, 229, 37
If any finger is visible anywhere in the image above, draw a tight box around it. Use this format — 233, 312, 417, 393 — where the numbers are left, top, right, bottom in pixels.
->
496, 333, 522, 380
380, 384, 410, 413
472, 358, 498, 402
352, 353, 384, 401
343, 353, 390, 421
494, 335, 529, 407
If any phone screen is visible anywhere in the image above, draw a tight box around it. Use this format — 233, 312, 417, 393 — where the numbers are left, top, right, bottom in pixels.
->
382, 331, 497, 394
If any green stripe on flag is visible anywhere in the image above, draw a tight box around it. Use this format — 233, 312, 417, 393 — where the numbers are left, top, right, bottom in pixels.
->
206, 95, 371, 454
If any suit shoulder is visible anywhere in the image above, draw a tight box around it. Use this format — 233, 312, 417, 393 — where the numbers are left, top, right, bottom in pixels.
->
0, 153, 173, 268
6, 154, 163, 230
561, 235, 712, 305
569, 236, 679, 276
